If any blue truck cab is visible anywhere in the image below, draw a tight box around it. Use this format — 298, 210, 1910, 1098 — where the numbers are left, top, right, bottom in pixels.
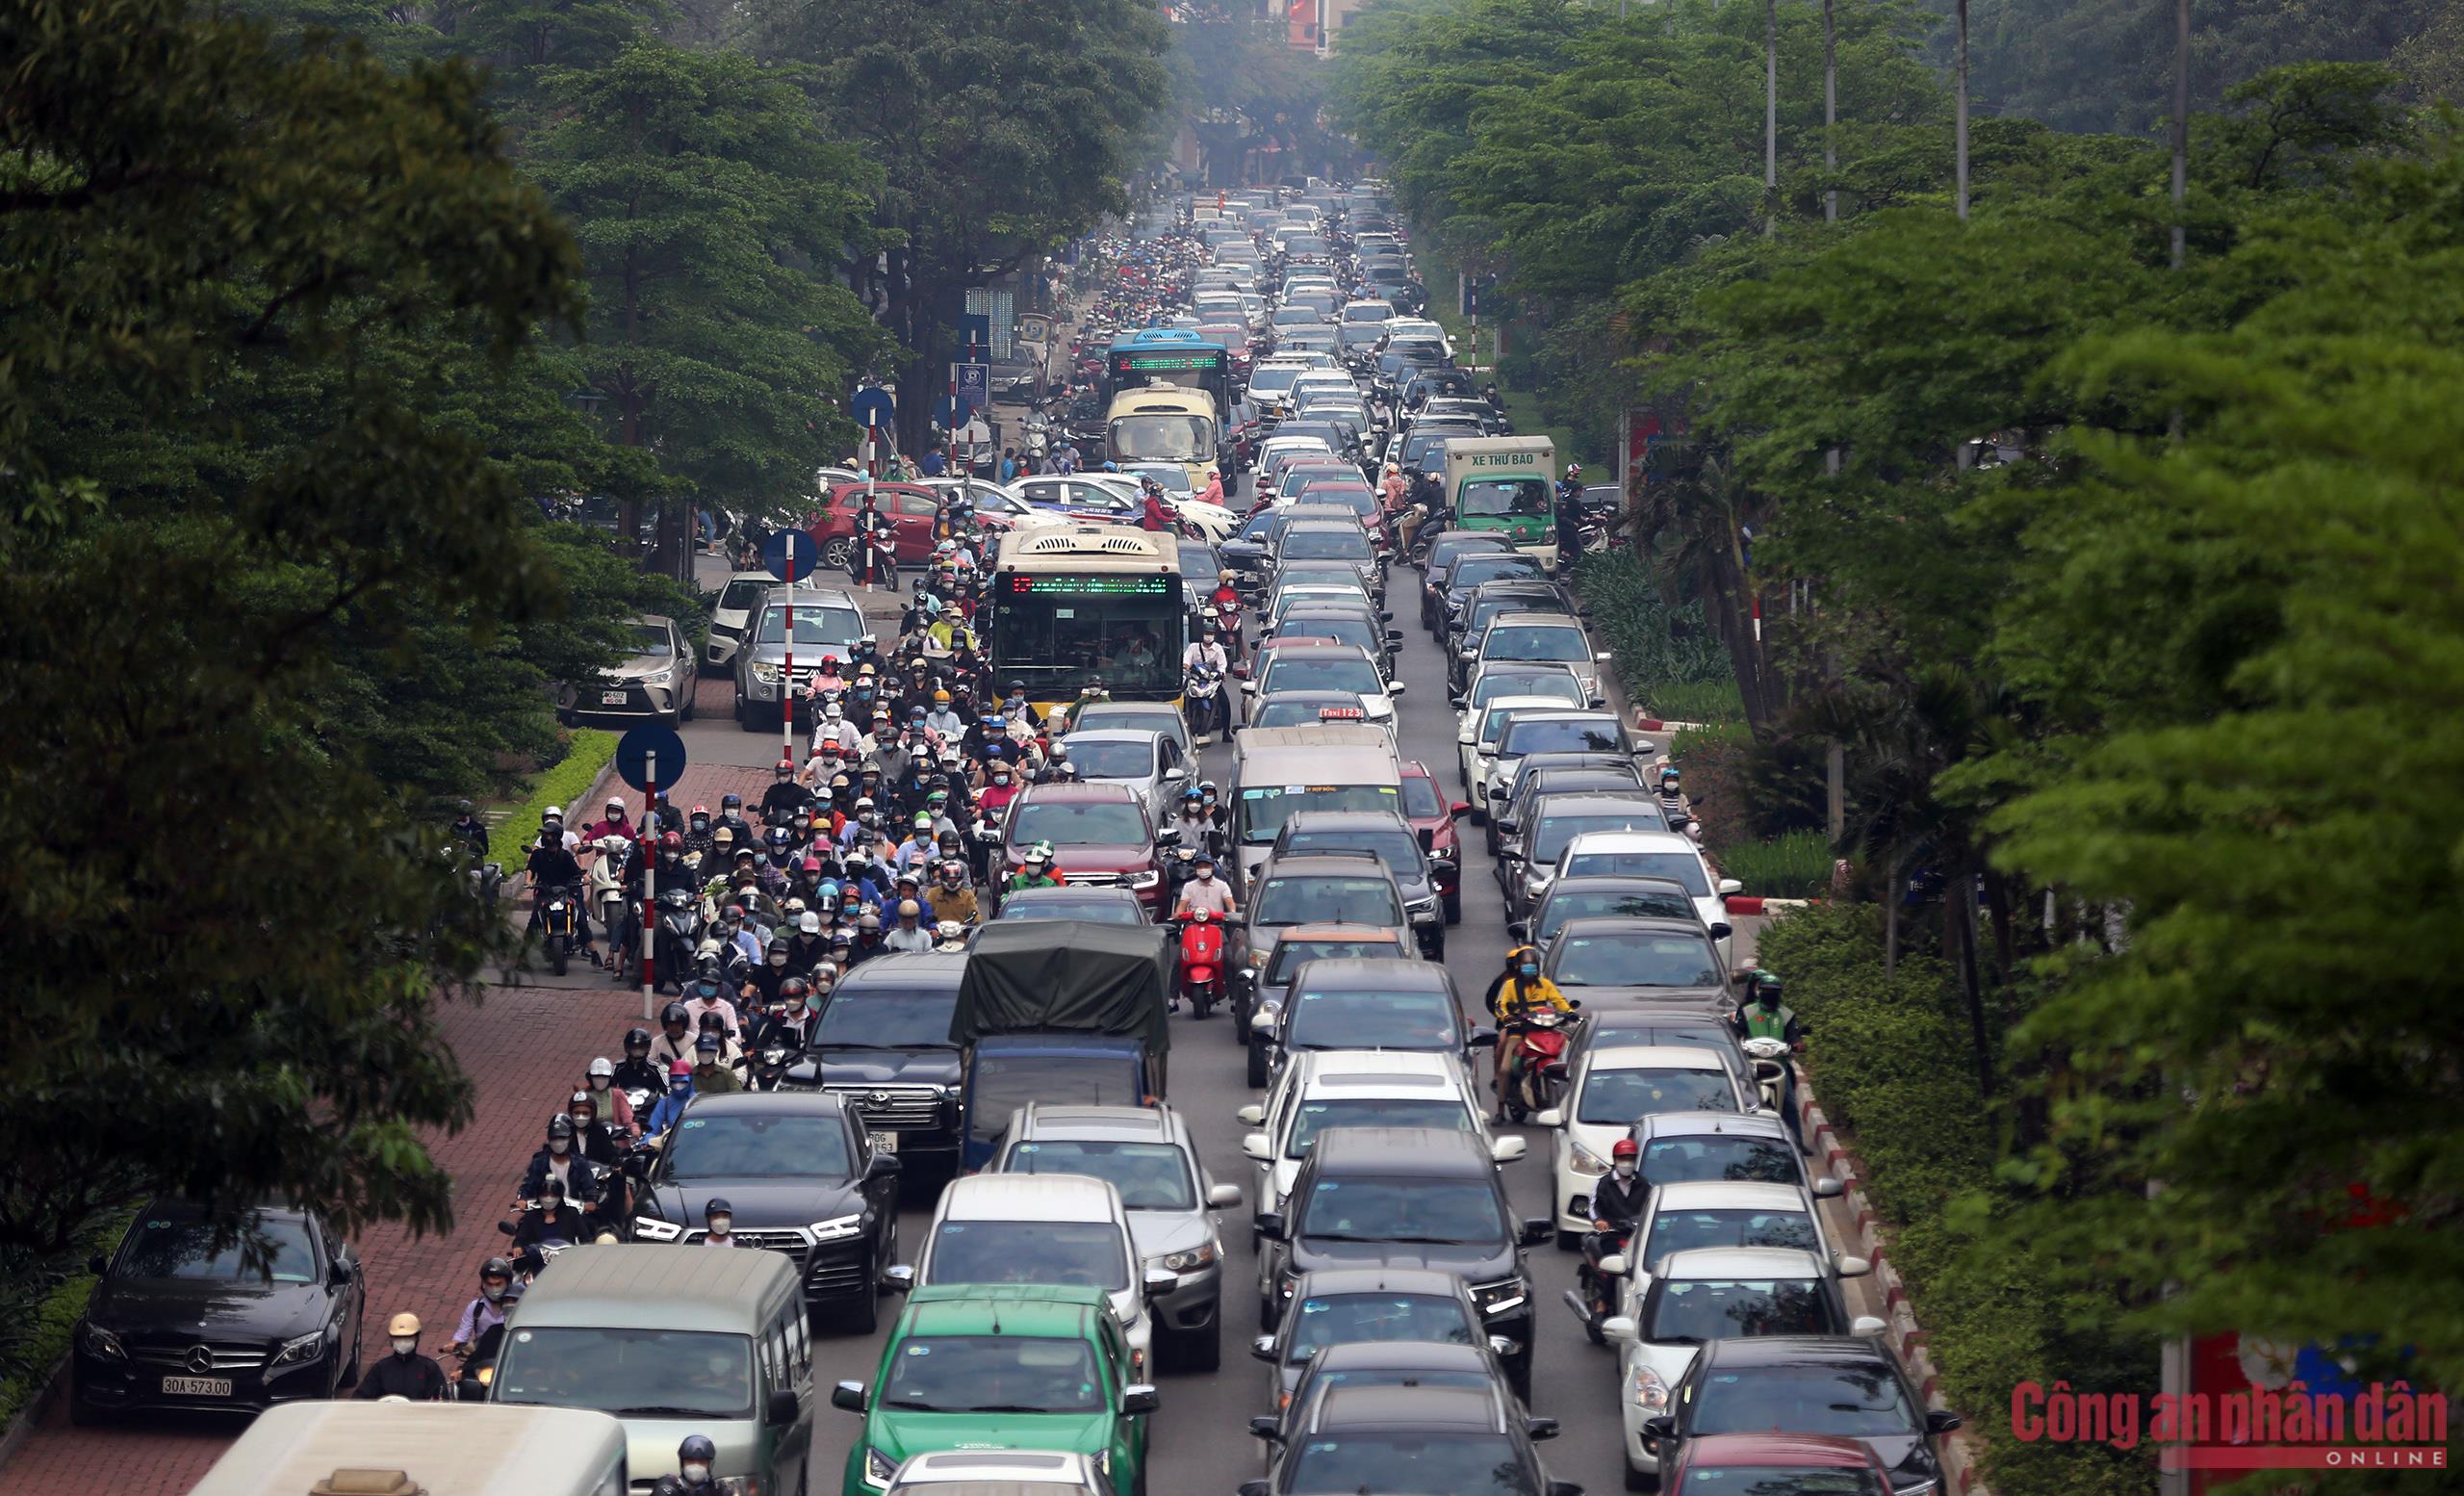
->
961, 1034, 1157, 1172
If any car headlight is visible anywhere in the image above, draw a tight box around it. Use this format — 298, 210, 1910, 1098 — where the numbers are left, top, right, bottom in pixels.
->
1631, 1366, 1669, 1411
1248, 949, 1270, 969
1094, 1449, 1113, 1476
1472, 1278, 1527, 1317
810, 1214, 865, 1243
80, 1324, 125, 1360
864, 1447, 899, 1487
1405, 896, 1438, 917
1128, 869, 1161, 890
632, 1215, 683, 1241
1151, 1243, 1218, 1273
270, 1329, 327, 1369
1569, 1140, 1608, 1177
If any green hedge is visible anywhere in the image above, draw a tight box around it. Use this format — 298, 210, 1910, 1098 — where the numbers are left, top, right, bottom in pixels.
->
1758, 906, 2155, 1496
0, 1215, 131, 1432
487, 728, 620, 868
1712, 830, 1834, 898
1573, 554, 1736, 717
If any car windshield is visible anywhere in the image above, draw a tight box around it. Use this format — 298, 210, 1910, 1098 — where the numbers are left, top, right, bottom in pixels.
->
1298, 489, 1379, 517
1286, 991, 1461, 1052
755, 604, 865, 647
1004, 1140, 1195, 1210
1578, 1067, 1738, 1124
1285, 1434, 1533, 1496
1249, 366, 1307, 395
1110, 415, 1213, 463
1645, 1208, 1822, 1261
1285, 1096, 1472, 1159
1648, 1278, 1835, 1342
1278, 617, 1375, 652
1450, 555, 1545, 590
1282, 826, 1421, 876
928, 1220, 1127, 1291
623, 622, 674, 657
813, 983, 961, 1048
493, 1328, 752, 1418
1259, 656, 1384, 698
1530, 810, 1668, 864
717, 579, 767, 614
1537, 890, 1696, 941
1298, 1177, 1505, 1246
1264, 939, 1404, 984
880, 1335, 1106, 1414
1471, 673, 1582, 715
1560, 851, 1711, 895
995, 893, 1146, 925
1288, 1294, 1475, 1355
1281, 529, 1372, 561
1484, 625, 1588, 662
1691, 1364, 1917, 1438
1064, 739, 1157, 780
1009, 800, 1149, 846
1500, 719, 1621, 757
1479, 705, 1553, 747
1459, 477, 1550, 519
1256, 875, 1403, 927
662, 1112, 851, 1177
1238, 786, 1406, 845
1552, 933, 1721, 989
117, 1216, 320, 1283
1644, 1136, 1801, 1186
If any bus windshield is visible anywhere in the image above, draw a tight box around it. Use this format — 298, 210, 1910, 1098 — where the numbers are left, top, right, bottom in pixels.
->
989, 582, 1185, 698
1109, 414, 1215, 463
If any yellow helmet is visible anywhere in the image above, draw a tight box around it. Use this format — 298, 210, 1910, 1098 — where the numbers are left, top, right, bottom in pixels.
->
387, 1311, 422, 1338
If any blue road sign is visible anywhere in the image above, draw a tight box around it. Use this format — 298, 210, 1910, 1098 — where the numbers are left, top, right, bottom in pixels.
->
936, 394, 963, 426
956, 363, 990, 420
851, 387, 895, 428
762, 528, 817, 581
958, 313, 992, 358
614, 723, 688, 792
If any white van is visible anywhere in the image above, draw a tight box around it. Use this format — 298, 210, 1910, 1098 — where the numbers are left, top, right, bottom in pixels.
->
187, 1401, 629, 1496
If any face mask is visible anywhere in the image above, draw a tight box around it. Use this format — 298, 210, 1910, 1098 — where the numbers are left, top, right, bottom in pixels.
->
706, 1217, 732, 1237
1613, 1163, 1635, 1180
548, 1137, 570, 1154
695, 983, 719, 999
1196, 869, 1214, 882
670, 1078, 691, 1096
770, 951, 788, 966
482, 1282, 506, 1303
392, 1337, 418, 1356
683, 1465, 711, 1485
568, 1113, 591, 1131
1519, 966, 1538, 978
789, 994, 808, 1010
589, 1074, 609, 1091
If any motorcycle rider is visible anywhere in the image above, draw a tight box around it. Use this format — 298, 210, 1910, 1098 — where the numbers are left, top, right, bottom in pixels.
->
511, 1174, 589, 1255
1731, 969, 1805, 1120
699, 1202, 738, 1250
612, 1027, 665, 1098
1182, 628, 1231, 742
519, 1115, 603, 1207
882, 898, 937, 953
1589, 1136, 1649, 1241
583, 796, 634, 846
713, 793, 754, 850
1483, 945, 1574, 1121
644, 1060, 696, 1138
679, 1433, 724, 1494
682, 963, 743, 1041
584, 1056, 638, 1135
1171, 851, 1237, 919
650, 1001, 702, 1073
689, 1032, 745, 1095
446, 1259, 515, 1360
759, 760, 811, 819
354, 1311, 448, 1401
926, 861, 981, 926
1005, 842, 1062, 894
448, 802, 490, 861
1166, 787, 1221, 861
1553, 463, 1585, 572
522, 827, 588, 946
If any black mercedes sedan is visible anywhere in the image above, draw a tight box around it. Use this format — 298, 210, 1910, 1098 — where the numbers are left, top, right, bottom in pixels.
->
70, 1201, 365, 1421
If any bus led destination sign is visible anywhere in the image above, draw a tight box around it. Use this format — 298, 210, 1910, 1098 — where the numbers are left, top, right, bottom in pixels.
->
1007, 575, 1174, 596
1112, 353, 1218, 372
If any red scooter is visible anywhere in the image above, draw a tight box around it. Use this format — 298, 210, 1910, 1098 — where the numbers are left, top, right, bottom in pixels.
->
1498, 1006, 1576, 1122
1174, 909, 1226, 1019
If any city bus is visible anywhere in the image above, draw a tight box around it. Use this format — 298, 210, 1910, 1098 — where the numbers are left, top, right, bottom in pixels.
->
1105, 382, 1221, 494
1103, 328, 1234, 420
988, 525, 1188, 715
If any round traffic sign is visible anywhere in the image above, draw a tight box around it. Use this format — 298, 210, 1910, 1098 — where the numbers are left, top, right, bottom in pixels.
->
851, 387, 896, 429
935, 394, 963, 426
762, 528, 818, 581
614, 723, 688, 792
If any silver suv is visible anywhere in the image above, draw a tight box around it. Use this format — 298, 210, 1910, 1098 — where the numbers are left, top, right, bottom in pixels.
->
989, 1101, 1243, 1373
731, 582, 866, 733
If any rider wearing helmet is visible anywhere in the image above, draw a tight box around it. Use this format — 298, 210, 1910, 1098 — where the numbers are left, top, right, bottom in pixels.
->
678, 1433, 722, 1488
613, 1026, 665, 1096
1588, 1137, 1649, 1239
449, 1258, 517, 1358
926, 860, 981, 927
1171, 851, 1236, 919
520, 1113, 603, 1205
1731, 968, 1805, 1121
699, 1201, 738, 1249
1553, 462, 1586, 570
1005, 841, 1063, 894
1484, 945, 1574, 1120
354, 1311, 448, 1400
651, 999, 700, 1072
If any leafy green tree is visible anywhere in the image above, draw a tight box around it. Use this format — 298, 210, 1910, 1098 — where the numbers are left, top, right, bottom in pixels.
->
525, 39, 886, 573
0, 0, 595, 1265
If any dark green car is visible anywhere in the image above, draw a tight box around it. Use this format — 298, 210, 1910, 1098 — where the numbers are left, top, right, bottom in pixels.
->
834, 1285, 1157, 1496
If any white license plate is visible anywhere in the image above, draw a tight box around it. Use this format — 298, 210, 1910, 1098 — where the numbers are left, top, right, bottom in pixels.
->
601, 690, 629, 705
163, 1376, 232, 1397
872, 1131, 898, 1153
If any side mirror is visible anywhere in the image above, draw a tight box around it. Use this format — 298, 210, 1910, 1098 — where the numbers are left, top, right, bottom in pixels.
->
1708, 921, 1732, 941
1598, 1254, 1628, 1278
1927, 1409, 1964, 1434
832, 1380, 867, 1412
1468, 1027, 1499, 1049
1242, 1134, 1273, 1166
1600, 1315, 1638, 1344
1490, 1136, 1527, 1163
766, 1386, 799, 1427
1519, 1217, 1551, 1247
1529, 1108, 1563, 1128
1236, 1103, 1266, 1125
1122, 1383, 1161, 1415
1165, 765, 1188, 782
867, 1152, 903, 1177
1388, 631, 1406, 646
1250, 1334, 1279, 1363
1717, 878, 1743, 895
1853, 1314, 1889, 1337
1545, 1482, 1584, 1496
1457, 647, 1476, 660
1526, 1415, 1560, 1441
1505, 919, 1529, 941
1255, 1211, 1286, 1240
1450, 801, 1473, 818
1387, 681, 1407, 696
1208, 1182, 1245, 1208
1594, 650, 1615, 662
1641, 1415, 1677, 1442
1495, 819, 1518, 836
328, 1259, 357, 1285
1835, 1254, 1873, 1278
1812, 1176, 1846, 1199
1143, 1268, 1181, 1297
881, 1263, 916, 1292
1248, 1414, 1285, 1440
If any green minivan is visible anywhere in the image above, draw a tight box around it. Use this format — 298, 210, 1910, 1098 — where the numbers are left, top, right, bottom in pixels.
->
833, 1285, 1158, 1496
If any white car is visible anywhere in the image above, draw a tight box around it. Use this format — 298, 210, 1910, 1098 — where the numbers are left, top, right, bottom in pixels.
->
1383, 316, 1454, 360
1479, 709, 1634, 812
887, 1174, 1173, 1382
1233, 1049, 1522, 1260
1545, 830, 1743, 965
1245, 643, 1405, 725
1057, 728, 1189, 822
1463, 612, 1607, 707
1458, 695, 1581, 802
1533, 1045, 1754, 1244
704, 570, 777, 669
1602, 1246, 1883, 1487
1620, 1180, 1848, 1309
1454, 665, 1585, 766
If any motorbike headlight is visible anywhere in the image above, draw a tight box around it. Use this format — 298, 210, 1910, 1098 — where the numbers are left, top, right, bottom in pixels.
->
714, 1479, 757, 1496
1569, 1140, 1609, 1176
1151, 1243, 1218, 1274
1128, 869, 1160, 890
810, 1213, 865, 1243
632, 1215, 683, 1241
270, 1329, 327, 1369
1632, 1366, 1670, 1411
80, 1324, 126, 1360
864, 1447, 900, 1487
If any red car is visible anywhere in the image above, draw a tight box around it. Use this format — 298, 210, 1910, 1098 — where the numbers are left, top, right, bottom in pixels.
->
1195, 322, 1253, 377
1665, 1432, 1895, 1495
806, 480, 944, 571
1401, 760, 1472, 924
994, 782, 1168, 915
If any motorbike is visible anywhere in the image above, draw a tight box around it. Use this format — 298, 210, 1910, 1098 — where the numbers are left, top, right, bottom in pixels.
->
1173, 909, 1226, 1019
538, 885, 582, 976
1183, 666, 1224, 745
450, 1319, 507, 1402
653, 888, 703, 993
1567, 1226, 1629, 1345
1498, 1007, 1575, 1122
469, 861, 503, 913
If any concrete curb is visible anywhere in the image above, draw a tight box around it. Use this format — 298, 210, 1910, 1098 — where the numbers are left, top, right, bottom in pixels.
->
1723, 894, 1819, 916
1632, 714, 1713, 734
1792, 1068, 1993, 1496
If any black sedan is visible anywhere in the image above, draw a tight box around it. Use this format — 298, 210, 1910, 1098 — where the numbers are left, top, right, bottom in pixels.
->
70, 1201, 365, 1421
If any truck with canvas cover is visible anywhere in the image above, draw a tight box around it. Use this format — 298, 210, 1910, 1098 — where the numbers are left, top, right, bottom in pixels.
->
950, 920, 1173, 1168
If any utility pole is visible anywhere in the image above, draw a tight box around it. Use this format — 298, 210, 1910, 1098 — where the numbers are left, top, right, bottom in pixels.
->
1764, 0, 1779, 237
2170, 0, 2190, 271
1823, 0, 1837, 223
1955, 0, 1970, 221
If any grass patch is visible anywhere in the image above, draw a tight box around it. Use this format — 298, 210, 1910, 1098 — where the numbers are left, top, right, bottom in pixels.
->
1711, 830, 1835, 898
0, 1215, 131, 1431
487, 728, 620, 868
